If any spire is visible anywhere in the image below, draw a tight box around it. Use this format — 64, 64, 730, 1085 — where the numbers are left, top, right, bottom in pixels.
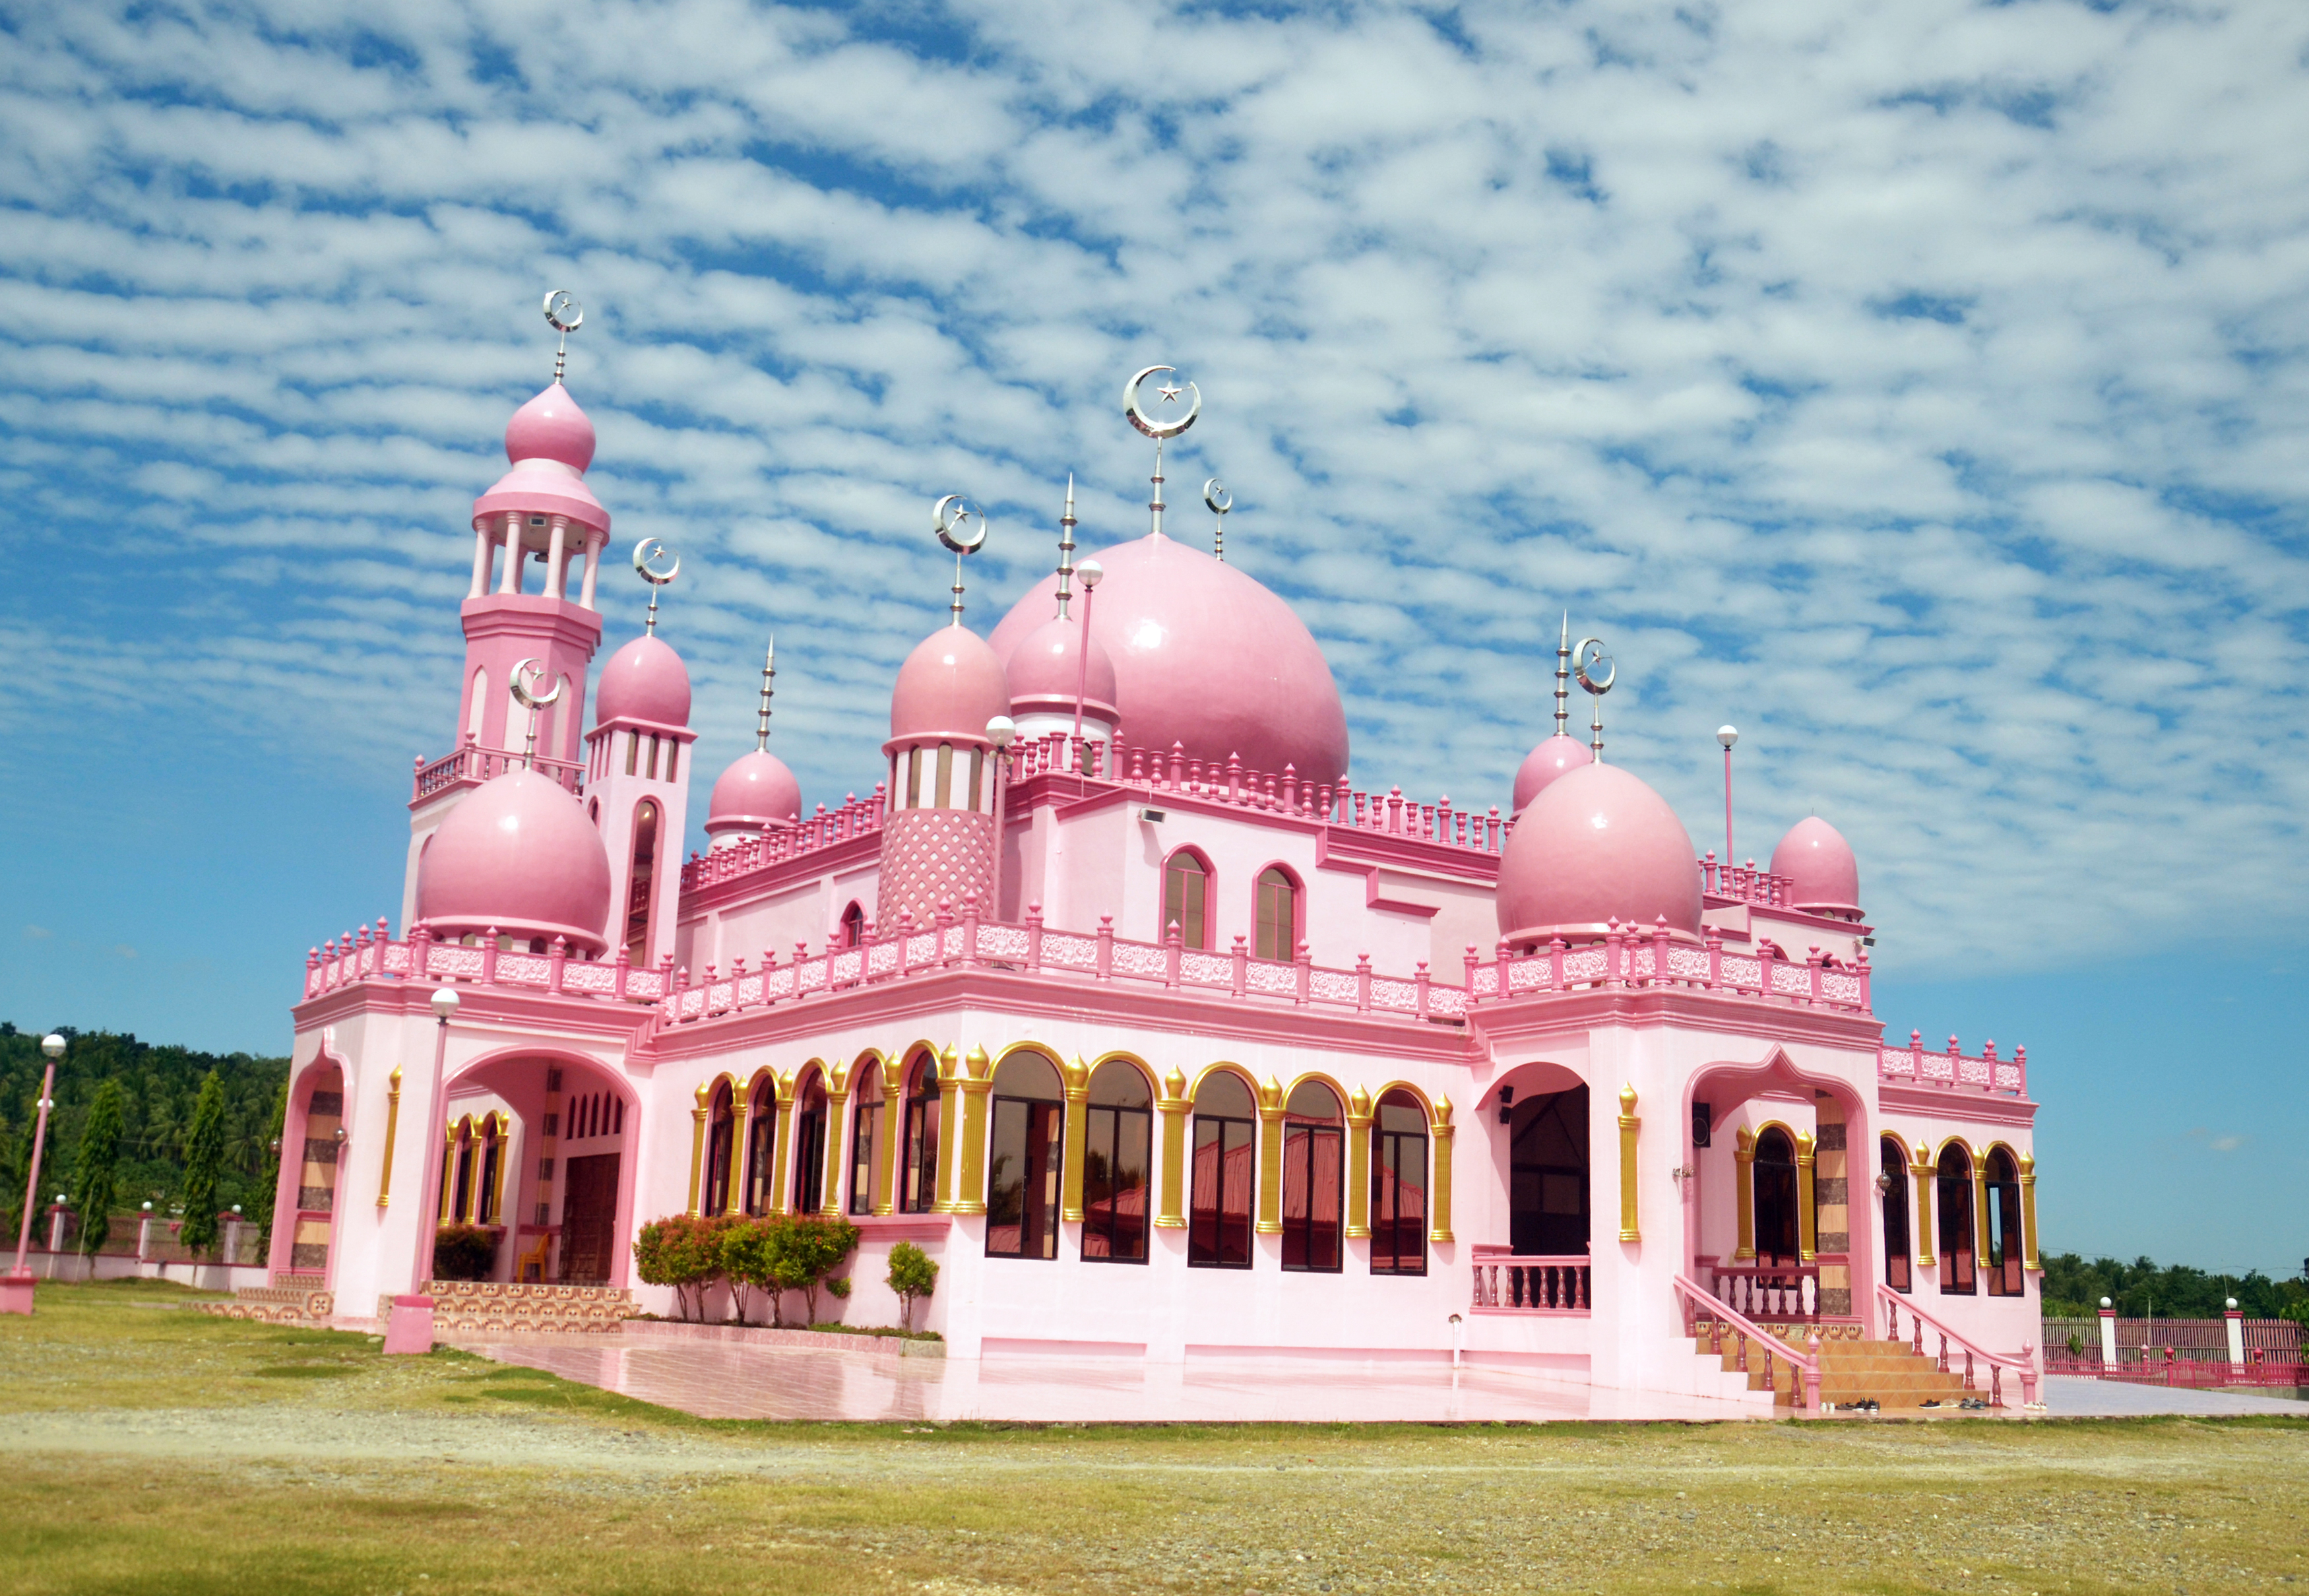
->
1056, 474, 1078, 621
933, 494, 988, 626
1123, 365, 1201, 540
1554, 613, 1571, 736
633, 538, 679, 634
544, 290, 582, 387
1204, 478, 1232, 563
754, 639, 776, 753
1573, 633, 1616, 763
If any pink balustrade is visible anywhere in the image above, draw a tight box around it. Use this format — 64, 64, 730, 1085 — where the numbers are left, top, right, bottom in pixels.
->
1469, 1246, 1591, 1314
1709, 1262, 1820, 1324
1876, 1031, 2028, 1097
1697, 852, 1796, 907
301, 919, 669, 1007
1675, 1273, 1822, 1411
412, 743, 583, 801
680, 791, 887, 893
1880, 1284, 2037, 1408
1463, 920, 1872, 1015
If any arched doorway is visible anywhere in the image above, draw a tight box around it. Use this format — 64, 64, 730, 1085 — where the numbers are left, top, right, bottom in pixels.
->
1936, 1143, 1976, 1294
1880, 1135, 1912, 1292
1507, 1085, 1588, 1256
1753, 1127, 1800, 1265
435, 1054, 633, 1289
1984, 1147, 2023, 1297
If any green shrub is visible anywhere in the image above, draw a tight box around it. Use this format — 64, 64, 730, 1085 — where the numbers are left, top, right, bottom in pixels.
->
887, 1240, 938, 1332
770, 1215, 860, 1327
631, 1213, 726, 1321
718, 1217, 775, 1325
431, 1224, 497, 1281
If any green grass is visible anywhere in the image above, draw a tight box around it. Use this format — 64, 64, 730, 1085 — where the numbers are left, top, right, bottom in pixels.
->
5, 1281, 2308, 1594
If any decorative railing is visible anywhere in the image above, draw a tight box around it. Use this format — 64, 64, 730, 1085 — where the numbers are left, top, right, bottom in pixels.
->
1698, 854, 1796, 907
1469, 1247, 1591, 1314
1465, 920, 1872, 1015
302, 919, 669, 1006
412, 741, 583, 801
1710, 1262, 1821, 1324
1879, 1283, 2037, 1408
1878, 1031, 2027, 1097
1675, 1273, 1821, 1411
681, 792, 887, 892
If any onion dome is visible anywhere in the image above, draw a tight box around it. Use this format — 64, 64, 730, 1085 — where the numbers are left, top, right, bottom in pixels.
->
705, 750, 802, 845
594, 634, 691, 728
1005, 614, 1119, 725
1769, 816, 1862, 918
987, 532, 1348, 785
1495, 761, 1703, 947
472, 384, 609, 538
1511, 733, 1593, 812
891, 625, 1009, 746
415, 769, 612, 953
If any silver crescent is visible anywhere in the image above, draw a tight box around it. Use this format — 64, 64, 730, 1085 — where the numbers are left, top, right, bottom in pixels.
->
1124, 364, 1201, 440
543, 290, 583, 334
933, 494, 988, 554
1573, 638, 1616, 695
1202, 478, 1232, 515
632, 538, 680, 585
508, 658, 563, 710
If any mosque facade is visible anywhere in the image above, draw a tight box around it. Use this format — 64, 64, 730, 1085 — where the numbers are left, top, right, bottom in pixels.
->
273, 359, 2042, 1413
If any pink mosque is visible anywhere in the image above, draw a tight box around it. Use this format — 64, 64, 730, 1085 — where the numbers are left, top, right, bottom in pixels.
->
272, 344, 2044, 1413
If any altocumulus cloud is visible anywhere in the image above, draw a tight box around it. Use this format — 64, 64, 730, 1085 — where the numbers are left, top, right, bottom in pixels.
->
1, 0, 2305, 975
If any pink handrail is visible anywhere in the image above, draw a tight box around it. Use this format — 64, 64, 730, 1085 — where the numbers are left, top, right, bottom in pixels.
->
1469, 920, 1872, 1015
1879, 1283, 2038, 1408
1674, 1273, 1821, 1412
1877, 1031, 2028, 1098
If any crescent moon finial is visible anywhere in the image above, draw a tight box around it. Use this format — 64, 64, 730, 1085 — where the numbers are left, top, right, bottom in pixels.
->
1202, 478, 1232, 562
932, 494, 989, 625
1573, 636, 1615, 762
1123, 365, 1201, 441
542, 290, 583, 383
632, 538, 679, 634
508, 657, 563, 770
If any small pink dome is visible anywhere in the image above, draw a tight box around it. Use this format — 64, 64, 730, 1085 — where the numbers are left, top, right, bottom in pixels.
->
595, 634, 691, 728
987, 533, 1349, 784
891, 625, 1009, 746
1005, 614, 1119, 722
505, 383, 596, 472
1770, 816, 1862, 918
415, 769, 612, 953
706, 750, 802, 837
1511, 733, 1593, 812
1496, 761, 1703, 947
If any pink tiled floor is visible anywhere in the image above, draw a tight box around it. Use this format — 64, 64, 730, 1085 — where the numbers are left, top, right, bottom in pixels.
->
451, 1335, 1771, 1422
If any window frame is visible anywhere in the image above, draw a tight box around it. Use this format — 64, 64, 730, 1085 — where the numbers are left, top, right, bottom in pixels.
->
1752, 1125, 1800, 1265
792, 1075, 828, 1217
1252, 863, 1302, 962
1370, 1089, 1430, 1276
742, 1078, 776, 1216
1279, 1079, 1343, 1273
1880, 1135, 1912, 1293
1936, 1143, 1977, 1295
1187, 1069, 1256, 1269
1982, 1147, 2024, 1298
848, 1062, 881, 1217
1081, 1060, 1153, 1265
899, 1053, 941, 1214
1161, 846, 1215, 951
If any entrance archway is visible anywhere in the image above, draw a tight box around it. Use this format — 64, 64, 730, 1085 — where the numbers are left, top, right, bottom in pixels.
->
437, 1050, 635, 1288
1507, 1085, 1589, 1256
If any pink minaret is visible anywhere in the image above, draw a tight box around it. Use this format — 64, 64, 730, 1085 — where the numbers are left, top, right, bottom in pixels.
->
401, 333, 613, 930
585, 600, 695, 973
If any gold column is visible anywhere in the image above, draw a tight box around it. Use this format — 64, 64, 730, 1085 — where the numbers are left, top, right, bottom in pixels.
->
1428, 1096, 1455, 1244
821, 1065, 852, 1217
1255, 1075, 1285, 1235
932, 1047, 962, 1212
2019, 1153, 2040, 1271
489, 1118, 513, 1225
437, 1124, 456, 1223
1060, 1056, 1091, 1223
377, 1067, 402, 1208
1911, 1141, 1936, 1270
1154, 1068, 1188, 1229
1974, 1153, 1993, 1271
726, 1085, 750, 1217
953, 1044, 992, 1216
1344, 1086, 1373, 1240
875, 1073, 902, 1217
1615, 1085, 1639, 1244
1795, 1130, 1818, 1263
685, 1084, 711, 1217
1732, 1126, 1755, 1261
769, 1072, 798, 1215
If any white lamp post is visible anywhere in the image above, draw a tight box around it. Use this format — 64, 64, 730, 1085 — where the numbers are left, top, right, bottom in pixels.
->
409, 986, 462, 1293
5, 1035, 66, 1306
1717, 726, 1739, 866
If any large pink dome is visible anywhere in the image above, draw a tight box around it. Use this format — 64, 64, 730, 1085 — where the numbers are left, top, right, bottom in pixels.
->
1511, 733, 1592, 812
415, 769, 612, 953
1496, 761, 1703, 947
891, 625, 1009, 746
472, 385, 610, 538
595, 634, 691, 728
706, 750, 802, 838
1770, 816, 1862, 918
1005, 614, 1118, 722
504, 383, 596, 472
988, 533, 1349, 785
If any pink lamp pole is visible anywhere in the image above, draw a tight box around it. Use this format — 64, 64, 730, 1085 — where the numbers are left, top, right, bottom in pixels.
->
1717, 726, 1739, 866
1070, 558, 1104, 792
986, 715, 1015, 920
408, 985, 462, 1294
3, 1034, 65, 1311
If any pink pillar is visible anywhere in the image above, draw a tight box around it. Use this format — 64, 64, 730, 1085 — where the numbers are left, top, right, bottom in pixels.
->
497, 511, 522, 594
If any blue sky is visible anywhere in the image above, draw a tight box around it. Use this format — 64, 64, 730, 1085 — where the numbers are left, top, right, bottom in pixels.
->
1, 0, 2304, 1273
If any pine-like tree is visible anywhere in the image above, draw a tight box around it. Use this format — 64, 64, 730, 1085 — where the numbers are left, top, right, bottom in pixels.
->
72, 1079, 124, 1262
178, 1070, 226, 1257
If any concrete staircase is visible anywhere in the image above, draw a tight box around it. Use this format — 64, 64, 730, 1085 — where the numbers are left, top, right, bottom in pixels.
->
1693, 1322, 1978, 1409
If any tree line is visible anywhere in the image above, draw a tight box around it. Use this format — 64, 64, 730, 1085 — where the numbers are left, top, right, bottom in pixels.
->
2039, 1252, 2309, 1325
0, 1025, 288, 1251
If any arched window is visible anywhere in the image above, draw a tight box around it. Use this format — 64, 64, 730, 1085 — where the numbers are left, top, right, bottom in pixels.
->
475, 1116, 503, 1227
1984, 1147, 2023, 1297
1754, 1128, 1800, 1264
449, 1117, 476, 1223
1507, 1085, 1587, 1256
1188, 1070, 1255, 1268
1280, 1079, 1343, 1272
1371, 1089, 1429, 1275
625, 800, 660, 966
1083, 1060, 1152, 1263
840, 901, 866, 949
986, 1052, 1064, 1260
703, 1083, 735, 1216
792, 1075, 828, 1216
1881, 1135, 1912, 1293
743, 1079, 776, 1216
1936, 1143, 1976, 1294
848, 1061, 882, 1217
900, 1052, 940, 1213
1254, 867, 1299, 961
1163, 850, 1211, 950
466, 666, 488, 744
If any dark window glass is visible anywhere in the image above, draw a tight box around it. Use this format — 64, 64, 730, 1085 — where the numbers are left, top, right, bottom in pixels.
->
1083, 1062, 1153, 1263
849, 1073, 880, 1216
901, 1056, 941, 1213
1754, 1127, 1800, 1263
743, 1087, 775, 1216
986, 1053, 1063, 1260
1984, 1148, 2023, 1297
703, 1086, 734, 1216
1280, 1079, 1342, 1272
1372, 1090, 1428, 1275
1189, 1071, 1255, 1267
1881, 1137, 1911, 1293
1507, 1085, 1588, 1256
625, 800, 658, 965
1255, 868, 1297, 961
840, 901, 866, 948
476, 1129, 501, 1226
1164, 852, 1210, 949
1937, 1145, 1976, 1294
793, 1083, 827, 1215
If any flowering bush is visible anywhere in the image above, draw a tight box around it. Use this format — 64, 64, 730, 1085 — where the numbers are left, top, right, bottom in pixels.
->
631, 1213, 729, 1321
